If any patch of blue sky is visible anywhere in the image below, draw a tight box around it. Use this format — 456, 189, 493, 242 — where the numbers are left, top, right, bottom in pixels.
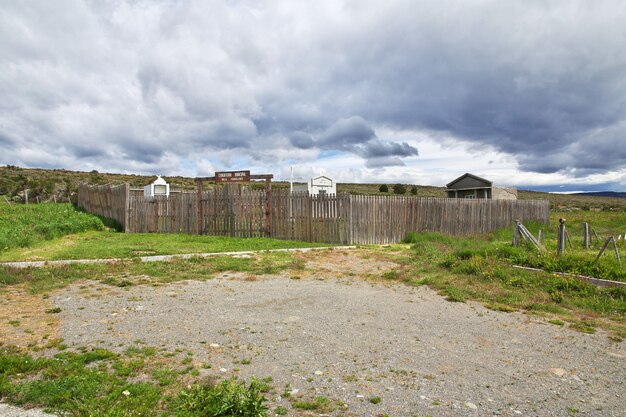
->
317, 150, 344, 160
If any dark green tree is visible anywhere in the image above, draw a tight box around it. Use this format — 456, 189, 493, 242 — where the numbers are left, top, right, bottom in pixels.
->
393, 184, 406, 194
379, 184, 389, 193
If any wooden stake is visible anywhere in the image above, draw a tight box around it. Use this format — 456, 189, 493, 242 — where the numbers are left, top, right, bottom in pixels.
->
612, 236, 621, 266
512, 220, 520, 246
565, 230, 573, 250
595, 236, 616, 263
557, 218, 566, 255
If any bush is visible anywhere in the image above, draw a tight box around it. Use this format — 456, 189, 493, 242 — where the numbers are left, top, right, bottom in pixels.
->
392, 184, 406, 194
379, 184, 388, 193
410, 186, 418, 195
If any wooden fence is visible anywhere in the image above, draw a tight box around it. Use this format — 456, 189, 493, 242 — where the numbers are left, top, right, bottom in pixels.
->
77, 184, 550, 244
77, 183, 130, 230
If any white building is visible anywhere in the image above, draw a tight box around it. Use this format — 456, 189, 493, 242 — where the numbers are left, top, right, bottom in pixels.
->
144, 175, 170, 197
292, 175, 336, 196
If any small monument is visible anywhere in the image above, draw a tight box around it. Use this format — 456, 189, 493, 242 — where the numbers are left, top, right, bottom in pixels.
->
144, 175, 170, 197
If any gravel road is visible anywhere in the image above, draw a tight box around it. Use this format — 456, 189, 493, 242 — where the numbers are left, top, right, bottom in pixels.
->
43, 249, 625, 417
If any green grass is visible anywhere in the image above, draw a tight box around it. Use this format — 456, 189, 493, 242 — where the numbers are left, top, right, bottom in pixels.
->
0, 202, 104, 252
291, 395, 331, 412
0, 229, 335, 262
0, 251, 306, 294
0, 346, 268, 417
395, 224, 626, 339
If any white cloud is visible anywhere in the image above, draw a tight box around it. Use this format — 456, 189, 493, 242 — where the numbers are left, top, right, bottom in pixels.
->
1, 0, 625, 191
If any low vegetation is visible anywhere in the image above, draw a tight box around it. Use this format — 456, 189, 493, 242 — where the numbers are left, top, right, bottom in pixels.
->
0, 202, 333, 262
0, 202, 104, 252
0, 251, 305, 293
0, 346, 269, 416
387, 212, 626, 339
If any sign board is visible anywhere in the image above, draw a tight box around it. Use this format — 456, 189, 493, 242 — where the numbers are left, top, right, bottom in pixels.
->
215, 170, 251, 183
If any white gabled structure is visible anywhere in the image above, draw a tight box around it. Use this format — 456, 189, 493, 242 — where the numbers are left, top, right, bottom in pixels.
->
144, 175, 170, 197
292, 175, 336, 196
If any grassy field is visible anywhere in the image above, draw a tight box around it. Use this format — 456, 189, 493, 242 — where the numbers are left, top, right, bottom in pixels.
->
0, 231, 335, 262
0, 202, 105, 251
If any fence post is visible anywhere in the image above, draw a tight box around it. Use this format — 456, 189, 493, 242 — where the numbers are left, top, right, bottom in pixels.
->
512, 220, 520, 246
583, 222, 590, 249
557, 218, 566, 255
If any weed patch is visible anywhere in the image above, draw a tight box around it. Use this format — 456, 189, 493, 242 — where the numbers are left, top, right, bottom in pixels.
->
0, 346, 270, 417
174, 378, 268, 417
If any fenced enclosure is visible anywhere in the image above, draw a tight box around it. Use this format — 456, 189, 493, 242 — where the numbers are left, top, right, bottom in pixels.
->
78, 184, 550, 244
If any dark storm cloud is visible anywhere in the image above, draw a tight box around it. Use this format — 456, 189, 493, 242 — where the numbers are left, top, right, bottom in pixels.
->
288, 116, 419, 164
289, 132, 315, 149
0, 0, 624, 181
317, 117, 376, 147
254, 0, 626, 175
361, 141, 418, 159
365, 156, 406, 169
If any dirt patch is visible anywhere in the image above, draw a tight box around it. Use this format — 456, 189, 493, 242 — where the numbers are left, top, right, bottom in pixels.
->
0, 285, 60, 349
296, 248, 398, 279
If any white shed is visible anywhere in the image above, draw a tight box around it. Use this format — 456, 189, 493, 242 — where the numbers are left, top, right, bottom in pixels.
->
292, 175, 336, 196
144, 175, 170, 197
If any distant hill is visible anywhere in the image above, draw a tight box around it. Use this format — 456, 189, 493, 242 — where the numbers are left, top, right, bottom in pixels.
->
573, 191, 626, 198
1, 165, 625, 211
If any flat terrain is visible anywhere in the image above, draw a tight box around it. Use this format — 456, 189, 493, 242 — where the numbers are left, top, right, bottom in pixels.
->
3, 249, 624, 416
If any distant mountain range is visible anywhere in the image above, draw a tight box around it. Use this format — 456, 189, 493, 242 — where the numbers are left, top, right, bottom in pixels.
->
573, 191, 626, 198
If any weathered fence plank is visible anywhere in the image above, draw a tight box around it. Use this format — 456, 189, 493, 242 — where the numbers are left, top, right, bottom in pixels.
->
78, 185, 550, 244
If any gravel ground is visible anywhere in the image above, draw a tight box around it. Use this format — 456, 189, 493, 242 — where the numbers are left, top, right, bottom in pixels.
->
4, 249, 624, 417
0, 404, 55, 417
42, 251, 625, 417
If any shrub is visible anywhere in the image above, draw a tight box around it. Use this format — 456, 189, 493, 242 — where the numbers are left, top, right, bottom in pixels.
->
392, 184, 406, 194
379, 184, 388, 193
410, 186, 418, 195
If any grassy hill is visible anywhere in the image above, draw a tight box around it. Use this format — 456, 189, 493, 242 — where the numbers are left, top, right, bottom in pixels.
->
1, 165, 625, 211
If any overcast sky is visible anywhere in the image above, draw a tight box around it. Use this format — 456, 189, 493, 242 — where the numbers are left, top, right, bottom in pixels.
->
1, 0, 625, 191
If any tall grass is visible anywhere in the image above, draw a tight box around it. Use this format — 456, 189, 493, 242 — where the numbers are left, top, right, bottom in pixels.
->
0, 202, 104, 251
